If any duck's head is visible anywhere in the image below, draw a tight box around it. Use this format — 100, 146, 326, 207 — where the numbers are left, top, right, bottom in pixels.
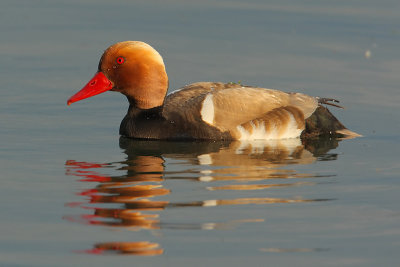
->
68, 41, 168, 109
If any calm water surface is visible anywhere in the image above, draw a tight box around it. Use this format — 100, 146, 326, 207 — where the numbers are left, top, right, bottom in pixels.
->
1, 0, 400, 266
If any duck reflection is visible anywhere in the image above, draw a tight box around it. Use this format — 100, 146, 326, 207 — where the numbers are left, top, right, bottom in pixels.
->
65, 137, 340, 255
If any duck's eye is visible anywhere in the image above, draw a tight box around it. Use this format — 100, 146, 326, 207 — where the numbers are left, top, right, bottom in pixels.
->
116, 56, 125, 65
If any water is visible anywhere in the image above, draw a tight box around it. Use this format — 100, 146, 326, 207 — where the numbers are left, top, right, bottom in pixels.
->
1, 0, 400, 266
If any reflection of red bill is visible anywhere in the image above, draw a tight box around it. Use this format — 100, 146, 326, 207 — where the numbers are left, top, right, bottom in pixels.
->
65, 160, 109, 169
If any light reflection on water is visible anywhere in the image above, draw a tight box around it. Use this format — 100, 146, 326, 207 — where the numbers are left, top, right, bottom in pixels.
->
64, 137, 340, 255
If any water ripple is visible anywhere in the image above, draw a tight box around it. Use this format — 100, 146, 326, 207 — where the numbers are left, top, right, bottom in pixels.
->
64, 137, 340, 255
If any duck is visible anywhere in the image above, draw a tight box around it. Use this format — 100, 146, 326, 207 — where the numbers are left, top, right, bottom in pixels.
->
67, 41, 360, 140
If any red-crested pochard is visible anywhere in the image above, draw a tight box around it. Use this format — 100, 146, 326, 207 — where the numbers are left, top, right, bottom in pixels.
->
68, 41, 360, 140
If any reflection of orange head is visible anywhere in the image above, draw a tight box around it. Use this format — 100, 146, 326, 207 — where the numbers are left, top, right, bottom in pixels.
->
87, 184, 170, 204
125, 156, 165, 172
65, 157, 169, 231
93, 209, 160, 229
122, 156, 165, 181
82, 241, 163, 256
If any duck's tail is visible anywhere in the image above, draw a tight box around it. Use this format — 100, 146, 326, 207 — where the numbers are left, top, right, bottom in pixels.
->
316, 97, 344, 109
335, 128, 363, 139
302, 105, 362, 139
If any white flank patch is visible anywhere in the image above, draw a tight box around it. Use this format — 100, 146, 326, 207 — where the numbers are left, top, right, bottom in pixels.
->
200, 94, 215, 125
237, 121, 275, 140
281, 114, 303, 139
237, 114, 302, 140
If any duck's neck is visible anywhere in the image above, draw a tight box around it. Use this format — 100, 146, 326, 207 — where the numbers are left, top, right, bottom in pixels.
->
119, 99, 165, 138
126, 100, 164, 120
123, 63, 169, 110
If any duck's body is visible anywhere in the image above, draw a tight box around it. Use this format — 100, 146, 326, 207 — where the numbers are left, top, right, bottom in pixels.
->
68, 41, 360, 140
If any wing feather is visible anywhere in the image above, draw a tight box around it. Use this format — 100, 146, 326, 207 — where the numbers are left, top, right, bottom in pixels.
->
210, 87, 317, 131
163, 82, 318, 138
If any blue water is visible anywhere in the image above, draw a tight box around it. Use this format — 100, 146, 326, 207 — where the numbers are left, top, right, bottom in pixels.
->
1, 0, 400, 266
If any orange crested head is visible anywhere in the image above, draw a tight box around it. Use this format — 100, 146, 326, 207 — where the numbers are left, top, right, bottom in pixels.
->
68, 41, 169, 109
